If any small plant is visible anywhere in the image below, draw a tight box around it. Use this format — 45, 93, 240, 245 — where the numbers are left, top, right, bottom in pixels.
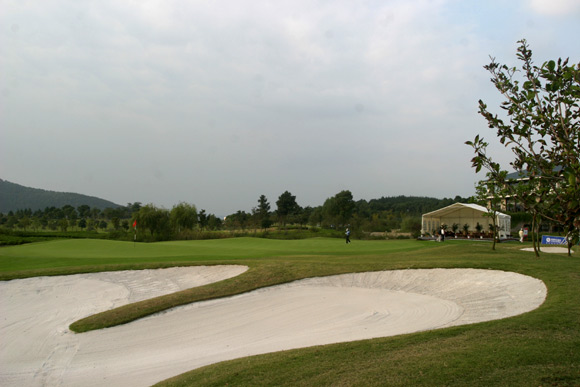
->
463, 223, 470, 236
451, 223, 459, 234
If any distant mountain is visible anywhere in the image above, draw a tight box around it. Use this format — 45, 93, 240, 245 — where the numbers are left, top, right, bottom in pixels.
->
0, 179, 121, 213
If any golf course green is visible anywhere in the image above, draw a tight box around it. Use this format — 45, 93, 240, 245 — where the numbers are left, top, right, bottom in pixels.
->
1, 237, 579, 386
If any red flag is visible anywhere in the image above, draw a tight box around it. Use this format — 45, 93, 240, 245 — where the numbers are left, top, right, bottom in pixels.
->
133, 220, 137, 228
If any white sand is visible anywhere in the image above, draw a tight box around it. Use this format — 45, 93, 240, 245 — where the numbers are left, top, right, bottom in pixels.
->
0, 267, 546, 387
521, 246, 573, 254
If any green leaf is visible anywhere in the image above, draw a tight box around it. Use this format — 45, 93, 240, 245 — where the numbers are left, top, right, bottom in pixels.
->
527, 91, 536, 101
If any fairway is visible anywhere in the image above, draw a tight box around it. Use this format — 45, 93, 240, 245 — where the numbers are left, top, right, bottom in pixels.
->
0, 237, 429, 276
1, 238, 579, 386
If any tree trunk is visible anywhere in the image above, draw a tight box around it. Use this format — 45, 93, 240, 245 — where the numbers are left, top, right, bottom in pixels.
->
491, 216, 497, 251
532, 213, 540, 258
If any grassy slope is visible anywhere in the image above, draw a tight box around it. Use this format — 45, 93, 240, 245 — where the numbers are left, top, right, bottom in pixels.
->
1, 238, 579, 386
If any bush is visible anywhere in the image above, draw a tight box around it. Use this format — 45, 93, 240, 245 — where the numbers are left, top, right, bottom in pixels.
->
106, 230, 133, 241
0, 227, 108, 245
509, 212, 533, 225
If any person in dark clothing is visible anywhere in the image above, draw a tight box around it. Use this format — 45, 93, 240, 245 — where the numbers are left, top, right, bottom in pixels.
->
345, 228, 351, 244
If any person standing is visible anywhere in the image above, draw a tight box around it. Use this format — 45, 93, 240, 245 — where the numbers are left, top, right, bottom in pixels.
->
440, 227, 445, 242
519, 228, 524, 243
345, 228, 351, 244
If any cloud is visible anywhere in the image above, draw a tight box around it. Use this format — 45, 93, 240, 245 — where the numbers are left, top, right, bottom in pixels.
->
1, 0, 578, 214
528, 0, 580, 16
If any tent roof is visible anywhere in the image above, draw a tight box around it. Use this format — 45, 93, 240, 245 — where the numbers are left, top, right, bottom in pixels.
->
422, 203, 509, 218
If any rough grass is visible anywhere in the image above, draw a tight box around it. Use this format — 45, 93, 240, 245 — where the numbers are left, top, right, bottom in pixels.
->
1, 238, 579, 386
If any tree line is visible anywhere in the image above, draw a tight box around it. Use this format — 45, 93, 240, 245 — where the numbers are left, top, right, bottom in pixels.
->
222, 191, 468, 234
0, 192, 468, 241
0, 203, 142, 233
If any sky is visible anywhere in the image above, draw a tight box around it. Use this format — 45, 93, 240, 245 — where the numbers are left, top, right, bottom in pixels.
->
1, 0, 579, 216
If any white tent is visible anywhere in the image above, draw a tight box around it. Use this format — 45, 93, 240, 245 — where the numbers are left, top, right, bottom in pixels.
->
421, 203, 511, 239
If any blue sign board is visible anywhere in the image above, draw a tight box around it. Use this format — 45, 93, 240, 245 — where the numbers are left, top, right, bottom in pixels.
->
541, 235, 567, 245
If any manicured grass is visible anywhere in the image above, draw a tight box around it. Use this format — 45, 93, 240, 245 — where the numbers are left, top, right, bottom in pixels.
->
0, 237, 429, 278
1, 238, 579, 385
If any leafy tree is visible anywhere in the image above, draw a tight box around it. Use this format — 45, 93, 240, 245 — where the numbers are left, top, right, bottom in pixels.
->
128, 202, 142, 214
355, 200, 371, 219
59, 218, 68, 232
103, 207, 122, 220
308, 206, 324, 227
198, 209, 208, 230
31, 218, 42, 231
6, 214, 15, 227
224, 211, 249, 230
86, 219, 96, 231
90, 208, 101, 219
298, 206, 314, 228
207, 214, 222, 230
276, 191, 299, 228
17, 217, 31, 231
170, 202, 198, 233
45, 207, 64, 220
112, 217, 121, 230
367, 196, 462, 215
135, 204, 171, 240
77, 205, 91, 219
62, 205, 77, 220
323, 190, 355, 227
288, 205, 305, 227
256, 195, 272, 230
401, 216, 421, 235
467, 40, 580, 256
237, 211, 251, 230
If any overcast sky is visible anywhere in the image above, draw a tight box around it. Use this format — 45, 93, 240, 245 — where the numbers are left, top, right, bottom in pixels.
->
1, 0, 579, 216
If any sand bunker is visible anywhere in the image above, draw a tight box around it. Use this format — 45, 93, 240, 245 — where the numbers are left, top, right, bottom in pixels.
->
0, 267, 546, 387
521, 246, 574, 254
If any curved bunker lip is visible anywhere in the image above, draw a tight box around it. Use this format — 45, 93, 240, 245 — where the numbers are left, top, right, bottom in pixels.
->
0, 267, 546, 387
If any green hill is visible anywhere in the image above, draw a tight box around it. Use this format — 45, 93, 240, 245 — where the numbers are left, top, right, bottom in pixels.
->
0, 179, 121, 213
